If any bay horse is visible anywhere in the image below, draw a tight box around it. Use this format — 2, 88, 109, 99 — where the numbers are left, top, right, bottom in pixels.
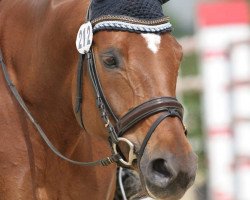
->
0, 0, 197, 199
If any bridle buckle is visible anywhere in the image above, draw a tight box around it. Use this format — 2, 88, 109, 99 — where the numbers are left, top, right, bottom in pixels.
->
112, 137, 137, 167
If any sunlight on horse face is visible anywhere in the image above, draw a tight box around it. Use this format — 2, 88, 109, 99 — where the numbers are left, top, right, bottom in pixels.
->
91, 31, 197, 199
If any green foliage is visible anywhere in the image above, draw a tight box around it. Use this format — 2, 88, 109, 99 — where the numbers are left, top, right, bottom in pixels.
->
180, 53, 206, 172
181, 53, 199, 76
164, 1, 206, 171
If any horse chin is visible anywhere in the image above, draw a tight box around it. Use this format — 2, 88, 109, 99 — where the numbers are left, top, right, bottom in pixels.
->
117, 167, 195, 200
144, 181, 187, 200
140, 172, 196, 200
137, 163, 196, 200
130, 183, 186, 200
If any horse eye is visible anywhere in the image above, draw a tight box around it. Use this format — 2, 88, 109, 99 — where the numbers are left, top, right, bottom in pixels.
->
102, 56, 118, 69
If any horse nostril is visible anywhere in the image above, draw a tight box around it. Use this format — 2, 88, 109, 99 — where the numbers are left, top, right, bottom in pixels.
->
152, 159, 172, 179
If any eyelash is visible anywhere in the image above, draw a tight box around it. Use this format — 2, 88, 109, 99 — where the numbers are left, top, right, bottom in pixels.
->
102, 54, 119, 69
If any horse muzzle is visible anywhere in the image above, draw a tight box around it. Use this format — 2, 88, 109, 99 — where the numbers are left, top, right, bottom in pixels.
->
139, 152, 198, 199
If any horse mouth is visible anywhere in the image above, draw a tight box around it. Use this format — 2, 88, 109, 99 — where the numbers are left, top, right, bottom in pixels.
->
143, 176, 193, 200
118, 168, 196, 200
128, 184, 186, 200
141, 166, 197, 200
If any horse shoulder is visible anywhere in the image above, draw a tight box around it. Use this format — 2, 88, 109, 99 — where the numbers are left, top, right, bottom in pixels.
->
0, 68, 46, 199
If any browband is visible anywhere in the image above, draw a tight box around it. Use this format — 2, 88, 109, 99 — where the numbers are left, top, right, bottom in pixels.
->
92, 15, 172, 34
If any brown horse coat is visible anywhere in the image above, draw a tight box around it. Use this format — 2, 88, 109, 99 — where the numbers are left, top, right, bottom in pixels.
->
0, 1, 116, 199
0, 0, 197, 199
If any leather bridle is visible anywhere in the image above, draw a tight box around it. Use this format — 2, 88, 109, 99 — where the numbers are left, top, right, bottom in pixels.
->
74, 42, 186, 167
73, 7, 187, 167
0, 7, 186, 168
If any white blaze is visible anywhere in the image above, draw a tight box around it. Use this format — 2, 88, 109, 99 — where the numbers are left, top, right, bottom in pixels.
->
141, 33, 161, 54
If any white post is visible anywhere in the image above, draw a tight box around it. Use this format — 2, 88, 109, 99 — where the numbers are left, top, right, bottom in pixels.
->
229, 40, 250, 200
197, 1, 249, 200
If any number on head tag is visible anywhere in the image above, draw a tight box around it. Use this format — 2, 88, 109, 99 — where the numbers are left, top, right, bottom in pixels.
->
76, 21, 93, 54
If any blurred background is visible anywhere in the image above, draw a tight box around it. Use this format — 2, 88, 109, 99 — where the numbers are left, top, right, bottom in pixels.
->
162, 0, 250, 199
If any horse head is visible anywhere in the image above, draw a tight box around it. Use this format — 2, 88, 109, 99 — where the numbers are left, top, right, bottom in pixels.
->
0, 0, 196, 199
76, 0, 198, 199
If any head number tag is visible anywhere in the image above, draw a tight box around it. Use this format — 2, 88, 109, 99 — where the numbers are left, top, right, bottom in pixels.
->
76, 22, 93, 54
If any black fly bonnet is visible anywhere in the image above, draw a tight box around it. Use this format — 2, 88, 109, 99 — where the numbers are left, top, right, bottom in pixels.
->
89, 0, 172, 33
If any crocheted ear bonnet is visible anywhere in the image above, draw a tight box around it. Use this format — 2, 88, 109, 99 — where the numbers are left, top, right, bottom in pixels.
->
89, 0, 172, 34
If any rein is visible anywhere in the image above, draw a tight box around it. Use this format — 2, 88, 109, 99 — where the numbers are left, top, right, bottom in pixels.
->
0, 49, 119, 166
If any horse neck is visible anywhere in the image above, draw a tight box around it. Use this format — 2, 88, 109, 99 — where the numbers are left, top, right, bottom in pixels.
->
10, 1, 87, 147
14, 44, 80, 145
